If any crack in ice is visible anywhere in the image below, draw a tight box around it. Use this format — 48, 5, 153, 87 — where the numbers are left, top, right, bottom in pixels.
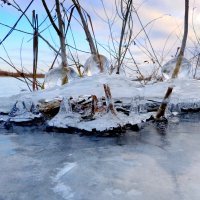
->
52, 162, 77, 200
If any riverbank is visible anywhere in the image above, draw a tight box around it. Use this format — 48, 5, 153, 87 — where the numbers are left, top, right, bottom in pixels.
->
1, 74, 200, 135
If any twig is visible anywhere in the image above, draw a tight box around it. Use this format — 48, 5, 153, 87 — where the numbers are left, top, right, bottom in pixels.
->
155, 87, 173, 119
103, 84, 117, 115
0, 0, 34, 45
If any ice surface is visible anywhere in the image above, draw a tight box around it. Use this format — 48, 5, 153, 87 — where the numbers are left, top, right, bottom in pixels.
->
44, 66, 79, 89
53, 183, 74, 200
162, 57, 191, 79
83, 54, 110, 76
2, 118, 200, 200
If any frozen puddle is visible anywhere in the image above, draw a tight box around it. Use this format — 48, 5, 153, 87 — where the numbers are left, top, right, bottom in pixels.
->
53, 162, 77, 199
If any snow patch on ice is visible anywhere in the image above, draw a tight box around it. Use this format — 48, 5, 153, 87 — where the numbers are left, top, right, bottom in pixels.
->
52, 162, 77, 200
54, 162, 77, 181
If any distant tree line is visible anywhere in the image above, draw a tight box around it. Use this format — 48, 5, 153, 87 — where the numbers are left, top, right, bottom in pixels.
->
0, 69, 44, 78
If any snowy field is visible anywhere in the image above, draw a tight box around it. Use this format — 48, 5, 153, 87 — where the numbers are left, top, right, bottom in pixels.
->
0, 77, 29, 97
0, 77, 44, 97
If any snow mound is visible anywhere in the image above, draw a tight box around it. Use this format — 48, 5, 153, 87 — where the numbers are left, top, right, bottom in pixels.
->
48, 103, 152, 133
1, 74, 200, 133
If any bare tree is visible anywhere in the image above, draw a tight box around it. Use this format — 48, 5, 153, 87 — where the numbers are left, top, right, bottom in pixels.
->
70, 0, 109, 73
71, 0, 97, 55
116, 0, 133, 74
41, 0, 69, 84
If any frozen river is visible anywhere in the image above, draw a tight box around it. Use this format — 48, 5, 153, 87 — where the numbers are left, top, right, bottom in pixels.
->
1, 113, 200, 200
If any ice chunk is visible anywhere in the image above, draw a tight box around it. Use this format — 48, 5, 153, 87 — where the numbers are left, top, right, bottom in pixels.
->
9, 98, 39, 117
9, 101, 27, 117
7, 99, 41, 123
62, 98, 73, 113
48, 98, 81, 128
168, 97, 200, 113
83, 54, 110, 76
44, 66, 79, 89
130, 96, 147, 115
162, 57, 191, 79
68, 67, 80, 80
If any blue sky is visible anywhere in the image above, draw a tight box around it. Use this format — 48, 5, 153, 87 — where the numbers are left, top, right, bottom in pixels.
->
0, 0, 200, 73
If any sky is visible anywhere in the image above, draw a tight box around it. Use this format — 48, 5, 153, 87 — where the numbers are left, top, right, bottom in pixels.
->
0, 0, 200, 73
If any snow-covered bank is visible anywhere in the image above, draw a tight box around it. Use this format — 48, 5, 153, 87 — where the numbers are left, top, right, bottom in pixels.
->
1, 74, 200, 134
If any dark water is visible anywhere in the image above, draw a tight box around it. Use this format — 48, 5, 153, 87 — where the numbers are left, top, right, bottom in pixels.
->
0, 113, 200, 200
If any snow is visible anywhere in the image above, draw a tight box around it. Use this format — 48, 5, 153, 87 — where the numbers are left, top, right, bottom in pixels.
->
49, 109, 152, 132
0, 74, 141, 113
52, 162, 77, 200
76, 112, 151, 132
1, 73, 200, 132
54, 162, 77, 181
